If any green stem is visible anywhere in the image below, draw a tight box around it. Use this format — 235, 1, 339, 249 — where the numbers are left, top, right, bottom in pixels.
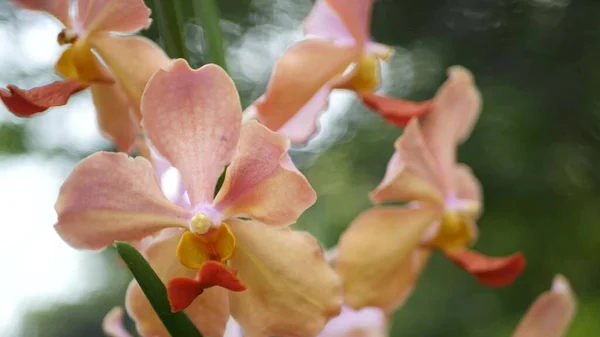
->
115, 242, 203, 337
192, 0, 228, 71
152, 0, 189, 60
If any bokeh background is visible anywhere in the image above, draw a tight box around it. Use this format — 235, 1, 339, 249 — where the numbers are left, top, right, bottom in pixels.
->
0, 0, 599, 336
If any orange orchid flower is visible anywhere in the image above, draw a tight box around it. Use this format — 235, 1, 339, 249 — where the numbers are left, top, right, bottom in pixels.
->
245, 0, 432, 143
1, 0, 169, 152
335, 66, 526, 313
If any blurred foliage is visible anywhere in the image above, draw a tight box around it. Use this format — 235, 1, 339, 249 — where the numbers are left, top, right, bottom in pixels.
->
2, 0, 599, 336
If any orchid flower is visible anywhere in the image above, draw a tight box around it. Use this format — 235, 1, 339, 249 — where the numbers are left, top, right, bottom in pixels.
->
335, 66, 526, 313
245, 0, 432, 143
1, 0, 169, 151
55, 59, 343, 337
512, 275, 576, 337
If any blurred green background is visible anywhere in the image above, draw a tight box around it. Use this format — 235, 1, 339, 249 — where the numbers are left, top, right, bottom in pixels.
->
0, 0, 599, 336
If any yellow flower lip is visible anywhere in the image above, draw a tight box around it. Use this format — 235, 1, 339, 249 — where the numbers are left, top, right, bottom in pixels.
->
176, 222, 236, 269
57, 29, 78, 46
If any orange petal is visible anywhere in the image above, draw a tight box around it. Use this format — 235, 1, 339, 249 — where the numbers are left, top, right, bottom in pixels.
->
168, 261, 246, 312
336, 206, 438, 313
253, 39, 359, 132
360, 92, 433, 126
55, 42, 114, 83
13, 0, 71, 27
0, 80, 87, 117
90, 83, 138, 152
214, 121, 316, 226
76, 0, 151, 35
126, 232, 230, 337
512, 275, 576, 337
370, 120, 445, 205
228, 219, 343, 337
446, 249, 526, 287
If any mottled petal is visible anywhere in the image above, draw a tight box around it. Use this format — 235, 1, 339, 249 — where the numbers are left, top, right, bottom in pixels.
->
370, 120, 445, 205
54, 152, 189, 249
317, 306, 388, 337
228, 219, 343, 337
0, 80, 87, 117
12, 0, 71, 27
214, 121, 316, 226
141, 59, 241, 205
446, 249, 526, 287
512, 275, 576, 337
337, 206, 438, 313
126, 232, 229, 337
76, 0, 151, 35
90, 34, 170, 122
360, 92, 432, 126
253, 39, 359, 132
421, 66, 481, 192
90, 83, 138, 152
102, 307, 132, 337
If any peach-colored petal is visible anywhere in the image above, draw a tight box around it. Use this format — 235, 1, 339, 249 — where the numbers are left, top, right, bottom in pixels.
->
76, 0, 151, 35
446, 249, 526, 287
317, 306, 388, 337
141, 60, 241, 206
89, 34, 170, 122
253, 39, 359, 132
228, 219, 343, 337
512, 275, 576, 337
336, 206, 438, 313
0, 80, 87, 117
370, 120, 445, 205
322, 0, 373, 46
421, 66, 481, 192
454, 163, 482, 208
102, 307, 132, 337
12, 0, 71, 27
360, 92, 433, 126
126, 232, 229, 337
214, 121, 316, 226
90, 83, 138, 152
54, 152, 190, 250
303, 0, 354, 45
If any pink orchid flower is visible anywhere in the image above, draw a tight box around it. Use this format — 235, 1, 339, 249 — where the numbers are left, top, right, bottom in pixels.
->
245, 0, 432, 143
512, 275, 576, 337
1, 0, 169, 152
335, 66, 526, 313
55, 59, 342, 337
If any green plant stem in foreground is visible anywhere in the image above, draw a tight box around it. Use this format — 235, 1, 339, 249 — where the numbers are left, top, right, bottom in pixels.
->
152, 0, 190, 60
192, 0, 228, 71
115, 242, 203, 337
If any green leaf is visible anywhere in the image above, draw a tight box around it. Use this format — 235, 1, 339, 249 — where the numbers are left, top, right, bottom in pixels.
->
152, 0, 190, 60
192, 0, 228, 71
115, 242, 203, 337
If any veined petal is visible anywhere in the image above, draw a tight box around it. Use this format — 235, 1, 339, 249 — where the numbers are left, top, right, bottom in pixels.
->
55, 42, 114, 83
141, 59, 241, 205
89, 34, 170, 122
12, 0, 71, 28
370, 120, 445, 205
54, 152, 189, 250
102, 307, 132, 337
360, 92, 432, 127
317, 306, 388, 337
446, 249, 526, 287
253, 39, 359, 132
0, 80, 87, 117
228, 219, 343, 337
126, 232, 229, 337
421, 66, 481, 192
76, 0, 151, 35
336, 206, 438, 313
512, 275, 576, 337
214, 121, 316, 226
90, 83, 138, 152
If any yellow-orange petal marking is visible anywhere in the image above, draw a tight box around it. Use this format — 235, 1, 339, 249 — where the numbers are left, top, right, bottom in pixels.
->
338, 54, 381, 93
176, 223, 236, 269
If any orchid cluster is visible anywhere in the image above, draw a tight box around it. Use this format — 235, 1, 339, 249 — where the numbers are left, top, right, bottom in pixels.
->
2, 0, 577, 337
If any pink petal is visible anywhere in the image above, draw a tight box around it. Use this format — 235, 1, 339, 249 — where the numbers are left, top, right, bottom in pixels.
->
421, 66, 482, 193
214, 121, 316, 226
317, 306, 388, 337
303, 0, 354, 45
0, 80, 87, 117
252, 39, 359, 133
311, 0, 373, 46
12, 0, 71, 27
141, 60, 241, 206
370, 119, 445, 205
360, 92, 433, 127
75, 0, 151, 34
54, 152, 190, 250
102, 307, 132, 337
512, 275, 576, 337
454, 163, 483, 207
446, 249, 526, 287
126, 232, 230, 337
